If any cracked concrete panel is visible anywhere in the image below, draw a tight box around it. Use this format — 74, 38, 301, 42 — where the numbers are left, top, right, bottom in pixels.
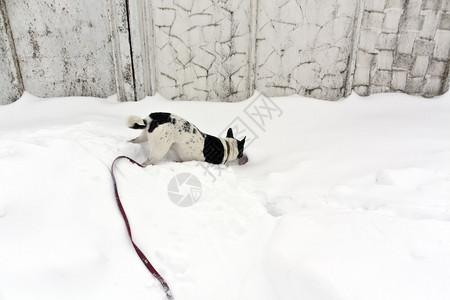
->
255, 0, 359, 100
0, 0, 22, 104
152, 0, 251, 101
127, 0, 155, 100
354, 0, 450, 98
4, 0, 116, 98
108, 0, 136, 101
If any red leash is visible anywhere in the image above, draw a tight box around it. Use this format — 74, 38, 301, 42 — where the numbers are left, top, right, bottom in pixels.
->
111, 156, 174, 300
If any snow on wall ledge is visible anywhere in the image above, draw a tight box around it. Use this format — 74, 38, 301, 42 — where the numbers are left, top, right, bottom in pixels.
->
0, 0, 449, 104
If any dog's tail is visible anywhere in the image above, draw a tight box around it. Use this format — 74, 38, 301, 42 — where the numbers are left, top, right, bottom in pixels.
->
126, 115, 147, 129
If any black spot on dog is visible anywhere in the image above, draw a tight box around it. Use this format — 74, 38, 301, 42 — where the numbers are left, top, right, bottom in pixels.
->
182, 121, 191, 133
171, 118, 176, 125
148, 112, 172, 133
131, 119, 147, 129
148, 120, 159, 132
193, 128, 197, 134
150, 112, 172, 124
203, 135, 224, 164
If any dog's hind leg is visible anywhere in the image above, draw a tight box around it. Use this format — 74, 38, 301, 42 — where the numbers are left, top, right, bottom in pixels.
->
143, 131, 173, 165
143, 143, 171, 165
128, 131, 148, 143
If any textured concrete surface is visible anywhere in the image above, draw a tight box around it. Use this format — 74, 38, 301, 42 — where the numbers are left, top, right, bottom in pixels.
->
0, 0, 22, 105
353, 0, 450, 97
255, 0, 359, 100
3, 0, 117, 99
128, 0, 155, 101
151, 0, 252, 101
108, 0, 136, 101
0, 0, 449, 104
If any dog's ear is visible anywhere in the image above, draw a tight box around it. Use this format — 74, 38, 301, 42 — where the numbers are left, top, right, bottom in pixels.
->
226, 128, 234, 138
237, 137, 246, 158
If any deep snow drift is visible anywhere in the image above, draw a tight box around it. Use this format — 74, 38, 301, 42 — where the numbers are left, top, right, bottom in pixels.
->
0, 91, 450, 300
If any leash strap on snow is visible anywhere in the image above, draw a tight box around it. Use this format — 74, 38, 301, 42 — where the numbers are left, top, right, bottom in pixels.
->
111, 156, 174, 300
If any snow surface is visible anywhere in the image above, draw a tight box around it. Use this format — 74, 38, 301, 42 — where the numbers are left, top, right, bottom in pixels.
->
1, 91, 450, 300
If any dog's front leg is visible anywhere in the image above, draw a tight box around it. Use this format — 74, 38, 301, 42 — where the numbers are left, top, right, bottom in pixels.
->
128, 131, 148, 143
142, 159, 153, 166
142, 158, 159, 166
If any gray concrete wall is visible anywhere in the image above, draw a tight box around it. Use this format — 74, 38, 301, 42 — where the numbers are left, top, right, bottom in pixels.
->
255, 0, 360, 100
0, 0, 449, 104
0, 0, 22, 105
353, 0, 450, 97
149, 0, 252, 101
3, 0, 120, 100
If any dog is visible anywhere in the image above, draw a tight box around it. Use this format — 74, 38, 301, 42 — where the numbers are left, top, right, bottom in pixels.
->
126, 112, 246, 166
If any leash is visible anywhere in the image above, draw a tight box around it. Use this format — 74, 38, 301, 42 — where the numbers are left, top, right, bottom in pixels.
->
111, 156, 174, 300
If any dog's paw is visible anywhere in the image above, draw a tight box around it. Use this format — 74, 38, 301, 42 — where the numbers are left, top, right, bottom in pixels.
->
127, 138, 139, 143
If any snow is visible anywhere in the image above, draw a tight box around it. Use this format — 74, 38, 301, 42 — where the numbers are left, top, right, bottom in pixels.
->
1, 91, 450, 300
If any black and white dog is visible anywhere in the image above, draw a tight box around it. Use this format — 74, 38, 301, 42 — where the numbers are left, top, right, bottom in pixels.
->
127, 112, 246, 166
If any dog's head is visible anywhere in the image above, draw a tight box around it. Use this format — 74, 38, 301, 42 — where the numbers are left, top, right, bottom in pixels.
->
226, 128, 246, 159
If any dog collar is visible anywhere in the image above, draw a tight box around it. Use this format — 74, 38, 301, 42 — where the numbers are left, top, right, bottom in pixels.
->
224, 140, 231, 163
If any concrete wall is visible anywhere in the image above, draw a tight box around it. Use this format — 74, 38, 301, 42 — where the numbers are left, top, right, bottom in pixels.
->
353, 0, 450, 97
149, 0, 252, 102
0, 0, 449, 105
2, 0, 120, 103
0, 0, 22, 105
255, 0, 360, 100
